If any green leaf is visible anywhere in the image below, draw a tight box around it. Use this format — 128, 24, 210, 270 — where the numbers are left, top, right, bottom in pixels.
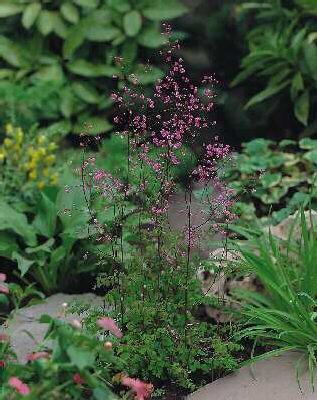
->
93, 387, 116, 400
72, 82, 100, 104
290, 72, 304, 101
85, 26, 121, 42
0, 232, 18, 257
61, 2, 79, 24
33, 192, 57, 237
53, 14, 68, 39
107, 0, 131, 12
304, 43, 317, 82
73, 0, 99, 7
294, 91, 309, 126
304, 149, 317, 164
143, 0, 188, 20
22, 3, 41, 29
0, 202, 36, 246
12, 252, 34, 277
26, 238, 55, 254
63, 24, 85, 59
260, 172, 282, 188
138, 27, 167, 48
73, 116, 112, 135
245, 80, 291, 109
0, 68, 13, 79
0, 35, 28, 67
123, 10, 142, 37
299, 137, 317, 149
133, 64, 163, 84
67, 346, 95, 369
40, 120, 71, 138
37, 10, 55, 36
31, 64, 64, 82
0, 3, 23, 17
67, 59, 118, 77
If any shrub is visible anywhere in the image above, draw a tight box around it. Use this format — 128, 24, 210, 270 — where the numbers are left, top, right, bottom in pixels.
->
0, 0, 187, 134
225, 137, 317, 224
232, 1, 317, 132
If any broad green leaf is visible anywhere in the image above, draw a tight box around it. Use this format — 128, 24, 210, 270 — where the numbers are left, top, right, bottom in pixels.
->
304, 149, 317, 164
37, 10, 55, 36
60, 2, 79, 24
107, 0, 131, 12
294, 90, 309, 126
138, 27, 167, 48
243, 138, 272, 154
73, 116, 112, 135
0, 232, 19, 257
53, 14, 68, 39
143, 0, 188, 20
86, 26, 121, 42
121, 40, 138, 63
123, 10, 142, 37
0, 68, 13, 79
245, 80, 291, 109
93, 387, 117, 400
304, 43, 317, 82
260, 186, 288, 204
31, 64, 64, 82
40, 120, 72, 138
67, 345, 95, 369
0, 36, 27, 67
68, 59, 118, 77
0, 202, 36, 246
73, 0, 98, 8
299, 137, 317, 149
22, 3, 41, 29
26, 238, 55, 254
63, 24, 85, 59
0, 3, 23, 17
60, 89, 76, 117
260, 172, 282, 188
33, 192, 57, 237
72, 82, 100, 104
12, 252, 34, 277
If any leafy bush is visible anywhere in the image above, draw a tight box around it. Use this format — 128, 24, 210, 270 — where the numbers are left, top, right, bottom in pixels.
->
0, 314, 120, 399
225, 138, 317, 224
232, 0, 317, 132
0, 0, 187, 134
234, 210, 317, 386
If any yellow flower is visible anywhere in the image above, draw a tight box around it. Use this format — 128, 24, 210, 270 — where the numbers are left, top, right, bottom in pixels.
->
3, 138, 12, 148
48, 142, 57, 151
45, 154, 56, 165
5, 123, 13, 135
0, 151, 5, 162
37, 147, 46, 157
37, 181, 45, 189
16, 128, 24, 144
43, 168, 49, 177
37, 135, 46, 145
29, 170, 37, 180
50, 173, 58, 185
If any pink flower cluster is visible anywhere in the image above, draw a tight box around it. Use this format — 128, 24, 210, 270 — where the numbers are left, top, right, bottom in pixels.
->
8, 377, 30, 396
0, 273, 9, 294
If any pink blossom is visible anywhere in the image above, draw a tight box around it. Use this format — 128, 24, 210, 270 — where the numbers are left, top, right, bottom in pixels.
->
0, 284, 9, 294
73, 373, 85, 385
0, 333, 9, 342
0, 273, 6, 282
121, 376, 153, 400
8, 377, 30, 396
26, 351, 50, 362
96, 317, 123, 338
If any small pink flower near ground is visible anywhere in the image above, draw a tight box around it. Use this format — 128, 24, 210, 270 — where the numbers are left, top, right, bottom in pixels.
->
8, 377, 30, 396
0, 333, 9, 342
73, 373, 85, 385
26, 351, 50, 362
0, 273, 6, 281
121, 376, 153, 400
0, 284, 9, 294
96, 317, 123, 338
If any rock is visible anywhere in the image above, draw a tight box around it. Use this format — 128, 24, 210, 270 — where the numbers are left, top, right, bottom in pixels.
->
1, 293, 107, 363
265, 210, 317, 241
188, 351, 317, 400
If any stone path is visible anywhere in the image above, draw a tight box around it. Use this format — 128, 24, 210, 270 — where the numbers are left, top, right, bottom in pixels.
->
1, 293, 106, 362
188, 352, 317, 400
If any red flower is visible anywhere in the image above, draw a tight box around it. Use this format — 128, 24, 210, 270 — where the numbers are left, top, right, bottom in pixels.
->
96, 317, 123, 338
121, 376, 153, 400
8, 377, 30, 396
0, 273, 6, 282
73, 373, 85, 385
26, 351, 50, 362
0, 360, 5, 368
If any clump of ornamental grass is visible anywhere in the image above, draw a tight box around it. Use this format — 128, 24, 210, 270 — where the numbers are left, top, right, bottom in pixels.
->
79, 27, 239, 394
233, 209, 317, 389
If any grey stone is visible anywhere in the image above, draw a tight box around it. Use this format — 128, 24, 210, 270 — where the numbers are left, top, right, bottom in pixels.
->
188, 352, 317, 400
2, 293, 107, 362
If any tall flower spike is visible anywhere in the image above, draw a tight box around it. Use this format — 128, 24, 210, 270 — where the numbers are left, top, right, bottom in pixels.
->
97, 317, 123, 338
8, 377, 30, 396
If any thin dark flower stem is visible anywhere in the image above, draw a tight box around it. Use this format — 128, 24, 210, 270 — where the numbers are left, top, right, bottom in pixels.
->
184, 186, 192, 349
